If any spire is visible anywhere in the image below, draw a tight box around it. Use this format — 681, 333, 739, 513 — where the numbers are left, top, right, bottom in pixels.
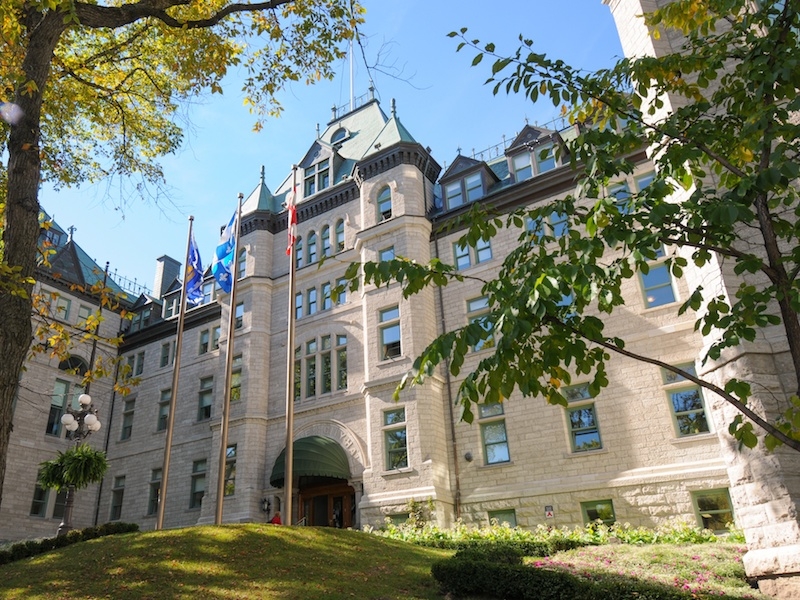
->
260, 165, 265, 183
391, 98, 396, 118
67, 225, 76, 242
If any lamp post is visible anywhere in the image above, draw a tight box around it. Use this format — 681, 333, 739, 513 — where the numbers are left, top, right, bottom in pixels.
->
56, 393, 102, 536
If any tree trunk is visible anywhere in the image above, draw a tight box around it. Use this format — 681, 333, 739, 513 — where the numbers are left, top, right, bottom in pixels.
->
0, 11, 66, 510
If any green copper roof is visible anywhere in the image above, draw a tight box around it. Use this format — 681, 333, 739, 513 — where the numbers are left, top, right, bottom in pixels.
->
269, 435, 351, 488
242, 165, 276, 213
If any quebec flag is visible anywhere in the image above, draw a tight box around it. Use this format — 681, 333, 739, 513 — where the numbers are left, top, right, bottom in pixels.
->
212, 211, 238, 294
185, 231, 204, 306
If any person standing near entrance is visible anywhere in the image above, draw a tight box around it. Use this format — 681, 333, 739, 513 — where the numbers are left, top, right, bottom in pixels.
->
270, 511, 282, 525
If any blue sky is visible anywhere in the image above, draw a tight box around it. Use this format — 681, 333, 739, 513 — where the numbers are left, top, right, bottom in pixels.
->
42, 0, 624, 293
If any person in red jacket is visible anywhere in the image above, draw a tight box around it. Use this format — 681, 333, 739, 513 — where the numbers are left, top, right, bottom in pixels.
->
270, 511, 282, 525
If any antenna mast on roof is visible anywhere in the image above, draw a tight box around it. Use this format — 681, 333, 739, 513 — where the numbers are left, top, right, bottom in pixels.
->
349, 36, 354, 112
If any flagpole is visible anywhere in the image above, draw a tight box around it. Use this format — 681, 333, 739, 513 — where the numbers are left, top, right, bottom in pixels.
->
215, 194, 243, 525
157, 216, 195, 530
284, 166, 298, 526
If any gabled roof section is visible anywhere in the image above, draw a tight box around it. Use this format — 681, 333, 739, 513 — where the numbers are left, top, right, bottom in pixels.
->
440, 155, 484, 181
506, 124, 558, 154
242, 166, 277, 214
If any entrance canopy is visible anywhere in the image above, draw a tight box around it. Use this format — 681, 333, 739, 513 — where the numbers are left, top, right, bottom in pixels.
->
269, 435, 350, 488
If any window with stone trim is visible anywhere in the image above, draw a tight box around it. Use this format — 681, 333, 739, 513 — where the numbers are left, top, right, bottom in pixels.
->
159, 341, 175, 368
377, 186, 393, 221
110, 476, 125, 521
230, 355, 242, 401
29, 475, 49, 517
453, 238, 492, 270
379, 246, 395, 262
565, 383, 602, 452
383, 407, 408, 470
307, 231, 318, 265
479, 403, 510, 464
199, 329, 210, 354
488, 508, 517, 527
235, 302, 244, 329
663, 364, 710, 437
581, 499, 615, 525
692, 489, 734, 532
304, 159, 330, 197
157, 389, 170, 432
321, 225, 331, 257
48, 377, 84, 437
295, 292, 303, 320
224, 445, 237, 496
305, 339, 317, 398
640, 246, 676, 308
197, 376, 214, 421
147, 469, 162, 516
307, 288, 318, 316
120, 398, 135, 441
212, 326, 221, 350
335, 220, 345, 252
379, 306, 401, 359
190, 460, 207, 509
321, 282, 332, 311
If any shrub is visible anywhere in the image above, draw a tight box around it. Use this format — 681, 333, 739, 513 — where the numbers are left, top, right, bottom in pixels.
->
453, 543, 524, 565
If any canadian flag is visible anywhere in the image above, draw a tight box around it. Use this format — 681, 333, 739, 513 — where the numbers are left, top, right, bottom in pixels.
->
286, 186, 297, 256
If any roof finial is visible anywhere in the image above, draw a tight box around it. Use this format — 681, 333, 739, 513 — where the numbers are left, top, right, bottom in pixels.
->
67, 225, 76, 242
391, 98, 396, 118
369, 85, 375, 101
457, 146, 462, 155
331, 105, 337, 121
316, 123, 320, 139
260, 165, 265, 183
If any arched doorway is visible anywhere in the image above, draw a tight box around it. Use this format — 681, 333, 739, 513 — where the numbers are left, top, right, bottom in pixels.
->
270, 436, 356, 528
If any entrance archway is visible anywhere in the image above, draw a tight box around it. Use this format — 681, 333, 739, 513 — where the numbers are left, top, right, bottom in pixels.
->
270, 436, 356, 528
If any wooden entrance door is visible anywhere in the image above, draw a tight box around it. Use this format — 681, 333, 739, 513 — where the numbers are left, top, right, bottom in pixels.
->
298, 481, 355, 528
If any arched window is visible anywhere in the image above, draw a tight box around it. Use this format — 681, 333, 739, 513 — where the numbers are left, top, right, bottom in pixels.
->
47, 356, 88, 437
335, 220, 345, 252
321, 226, 331, 257
331, 127, 348, 144
377, 186, 392, 221
307, 231, 318, 264
295, 237, 304, 269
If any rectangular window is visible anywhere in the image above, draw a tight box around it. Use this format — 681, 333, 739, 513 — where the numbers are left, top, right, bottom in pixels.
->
224, 445, 237, 496
120, 399, 135, 441
379, 306, 401, 359
235, 302, 244, 329
488, 509, 517, 527
535, 145, 556, 173
454, 243, 471, 270
513, 153, 533, 182
294, 347, 301, 402
377, 187, 393, 221
110, 476, 125, 521
550, 211, 569, 238
52, 489, 67, 519
305, 340, 317, 398
635, 171, 655, 191
157, 389, 170, 432
321, 336, 332, 394
445, 181, 464, 210
609, 182, 631, 214
465, 173, 483, 202
190, 460, 207, 509
641, 261, 676, 308
159, 342, 173, 368
467, 296, 493, 351
480, 403, 510, 464
230, 355, 242, 401
198, 376, 214, 421
475, 238, 492, 264
526, 216, 544, 242
383, 408, 408, 470
163, 297, 178, 319
307, 288, 317, 316
663, 364, 709, 436
335, 278, 347, 305
335, 220, 345, 252
565, 383, 602, 452
47, 379, 69, 437
147, 469, 162, 516
321, 282, 332, 310
77, 305, 92, 323
581, 499, 615, 525
238, 248, 247, 279
304, 166, 316, 196
199, 329, 210, 354
295, 292, 303, 320
212, 326, 221, 350
30, 479, 49, 517
336, 335, 348, 391
202, 282, 215, 305
135, 351, 145, 376
55, 296, 71, 320
693, 489, 734, 532
379, 246, 395, 262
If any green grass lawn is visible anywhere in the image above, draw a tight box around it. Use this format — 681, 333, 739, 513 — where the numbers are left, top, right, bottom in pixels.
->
0, 524, 770, 600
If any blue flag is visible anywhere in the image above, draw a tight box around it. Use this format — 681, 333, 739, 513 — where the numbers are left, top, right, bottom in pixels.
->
185, 231, 204, 306
212, 211, 238, 293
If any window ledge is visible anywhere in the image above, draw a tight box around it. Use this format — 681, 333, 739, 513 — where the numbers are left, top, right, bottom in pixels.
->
381, 467, 414, 478
641, 300, 681, 313
670, 432, 716, 445
564, 447, 608, 458
378, 356, 409, 366
478, 460, 513, 470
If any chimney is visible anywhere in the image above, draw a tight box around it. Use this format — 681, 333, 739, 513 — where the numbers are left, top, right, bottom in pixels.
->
153, 255, 181, 299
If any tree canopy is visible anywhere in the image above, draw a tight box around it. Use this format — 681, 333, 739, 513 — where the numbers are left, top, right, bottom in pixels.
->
346, 0, 800, 452
0, 0, 363, 509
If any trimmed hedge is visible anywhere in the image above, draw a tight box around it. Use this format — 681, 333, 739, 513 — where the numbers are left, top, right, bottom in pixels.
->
431, 542, 708, 600
0, 522, 139, 566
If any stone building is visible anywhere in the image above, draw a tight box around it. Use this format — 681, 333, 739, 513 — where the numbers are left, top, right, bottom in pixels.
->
0, 217, 131, 542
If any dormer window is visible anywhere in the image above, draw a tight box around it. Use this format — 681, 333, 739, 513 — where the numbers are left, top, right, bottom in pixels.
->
511, 143, 557, 183
304, 159, 330, 197
513, 154, 533, 182
331, 127, 348, 144
444, 172, 484, 210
